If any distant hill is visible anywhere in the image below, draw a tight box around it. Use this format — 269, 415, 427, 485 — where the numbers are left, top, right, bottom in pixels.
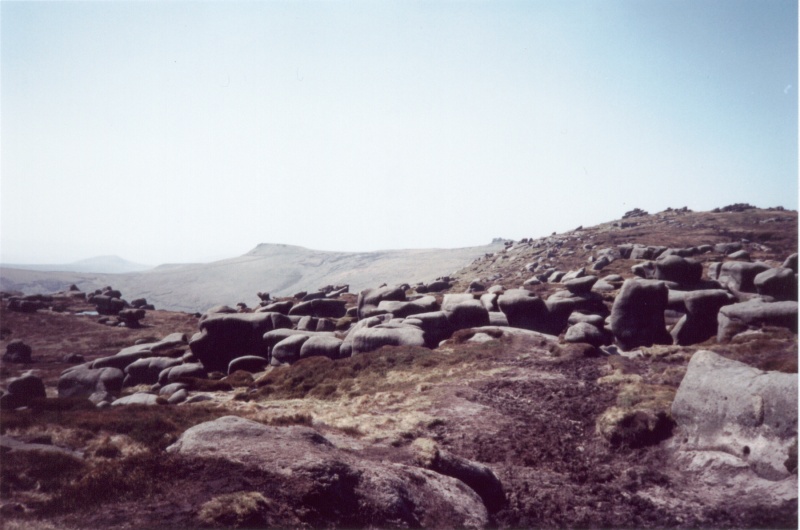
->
0, 242, 504, 312
2, 255, 152, 274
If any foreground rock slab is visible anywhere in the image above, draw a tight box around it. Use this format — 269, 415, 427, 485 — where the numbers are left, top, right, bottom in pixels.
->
167, 416, 489, 528
671, 350, 797, 480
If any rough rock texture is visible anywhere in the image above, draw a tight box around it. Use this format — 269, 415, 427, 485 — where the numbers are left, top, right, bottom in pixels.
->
167, 416, 489, 529
670, 289, 735, 345
190, 312, 291, 372
2, 339, 32, 364
497, 289, 549, 332
608, 279, 672, 350
754, 267, 798, 301
350, 325, 427, 355
671, 350, 798, 480
717, 299, 799, 341
442, 294, 490, 331
58, 365, 124, 398
713, 261, 771, 293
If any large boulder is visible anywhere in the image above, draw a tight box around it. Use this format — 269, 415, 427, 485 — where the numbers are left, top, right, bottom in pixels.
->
497, 289, 548, 331
58, 366, 124, 398
228, 355, 270, 375
754, 267, 798, 301
299, 335, 344, 360
271, 335, 311, 365
608, 279, 672, 350
350, 325, 427, 355
2, 340, 32, 364
713, 261, 771, 293
671, 350, 798, 479
717, 300, 799, 342
167, 416, 488, 529
564, 322, 607, 347
404, 311, 452, 347
190, 312, 291, 372
654, 255, 702, 285
124, 357, 182, 386
1, 372, 46, 409
288, 299, 347, 319
158, 362, 207, 385
670, 289, 735, 345
357, 286, 406, 319
442, 294, 490, 331
377, 296, 439, 318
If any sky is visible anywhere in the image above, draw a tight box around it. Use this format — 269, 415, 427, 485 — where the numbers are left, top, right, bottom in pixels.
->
1, 0, 797, 266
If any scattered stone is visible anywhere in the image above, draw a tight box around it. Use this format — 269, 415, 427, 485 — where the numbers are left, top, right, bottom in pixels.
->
3, 340, 32, 364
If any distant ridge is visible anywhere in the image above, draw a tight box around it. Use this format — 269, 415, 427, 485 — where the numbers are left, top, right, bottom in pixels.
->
2, 255, 153, 274
0, 242, 505, 312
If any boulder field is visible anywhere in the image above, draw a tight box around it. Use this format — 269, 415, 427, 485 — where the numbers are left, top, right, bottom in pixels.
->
1, 206, 797, 528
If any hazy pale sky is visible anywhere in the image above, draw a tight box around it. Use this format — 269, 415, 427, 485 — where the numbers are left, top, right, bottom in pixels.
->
2, 0, 797, 265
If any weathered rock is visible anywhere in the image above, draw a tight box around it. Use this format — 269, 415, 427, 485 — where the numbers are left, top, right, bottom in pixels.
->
727, 250, 751, 261
404, 311, 452, 347
754, 267, 797, 301
124, 357, 182, 386
412, 438, 505, 513
271, 335, 311, 365
92, 295, 127, 316
92, 347, 152, 371
168, 416, 488, 529
715, 261, 771, 293
377, 296, 439, 318
296, 316, 318, 332
159, 382, 188, 396
111, 392, 160, 406
631, 261, 656, 279
288, 299, 347, 319
654, 255, 702, 285
783, 253, 798, 273
357, 286, 406, 319
191, 312, 291, 372
671, 289, 736, 345
564, 322, 607, 347
567, 312, 605, 328
564, 275, 597, 294
257, 301, 293, 315
228, 355, 270, 374
425, 279, 452, 292
497, 289, 548, 331
3, 340, 32, 364
608, 279, 672, 350
714, 242, 743, 255
1, 372, 46, 409
315, 318, 336, 332
442, 294, 490, 331
299, 335, 344, 360
351, 325, 427, 355
158, 363, 207, 385
561, 268, 586, 282
58, 366, 124, 398
479, 293, 498, 312
168, 388, 188, 404
118, 308, 146, 327
717, 300, 798, 341
672, 350, 798, 479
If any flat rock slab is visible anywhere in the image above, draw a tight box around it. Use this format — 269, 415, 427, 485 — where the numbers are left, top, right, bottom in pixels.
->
167, 416, 488, 529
